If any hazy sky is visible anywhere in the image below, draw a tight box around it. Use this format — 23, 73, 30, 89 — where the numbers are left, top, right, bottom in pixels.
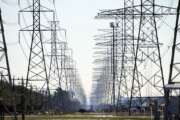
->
0, 0, 177, 101
54, 0, 124, 98
50, 0, 176, 99
0, 0, 125, 98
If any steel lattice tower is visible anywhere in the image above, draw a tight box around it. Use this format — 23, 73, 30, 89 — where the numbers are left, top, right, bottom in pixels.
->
92, 26, 119, 107
0, 9, 12, 86
110, 22, 118, 111
19, 0, 54, 91
19, 0, 54, 114
129, 0, 166, 113
116, 0, 135, 110
0, 8, 17, 120
26, 0, 49, 92
95, 0, 176, 114
165, 1, 180, 119
48, 21, 61, 92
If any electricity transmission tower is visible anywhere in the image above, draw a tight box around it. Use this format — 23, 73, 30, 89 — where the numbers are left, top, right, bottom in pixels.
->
19, 0, 54, 91
48, 20, 61, 92
129, 0, 166, 113
95, 0, 176, 114
128, 0, 176, 115
110, 22, 118, 111
0, 9, 12, 86
165, 1, 180, 119
116, 0, 136, 110
92, 21, 124, 112
18, 0, 54, 114
0, 8, 17, 120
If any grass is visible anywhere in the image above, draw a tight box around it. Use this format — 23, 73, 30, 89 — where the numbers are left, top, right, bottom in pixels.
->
4, 113, 152, 120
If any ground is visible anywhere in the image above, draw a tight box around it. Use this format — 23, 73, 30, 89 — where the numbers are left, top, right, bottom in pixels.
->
5, 113, 152, 120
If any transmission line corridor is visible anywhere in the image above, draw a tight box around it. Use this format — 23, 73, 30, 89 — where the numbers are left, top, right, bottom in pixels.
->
0, 0, 180, 120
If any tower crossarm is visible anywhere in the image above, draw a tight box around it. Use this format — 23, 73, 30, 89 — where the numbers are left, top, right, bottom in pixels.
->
95, 5, 176, 19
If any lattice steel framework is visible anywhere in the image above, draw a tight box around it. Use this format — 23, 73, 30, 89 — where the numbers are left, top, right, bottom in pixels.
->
26, 0, 48, 91
48, 21, 61, 92
0, 8, 16, 120
129, 0, 167, 113
116, 0, 135, 110
95, 0, 176, 114
110, 22, 118, 111
18, 0, 54, 114
92, 29, 114, 106
0, 9, 12, 86
19, 0, 54, 91
165, 1, 180, 119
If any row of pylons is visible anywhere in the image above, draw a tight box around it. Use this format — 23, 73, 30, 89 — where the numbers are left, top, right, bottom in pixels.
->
91, 0, 180, 120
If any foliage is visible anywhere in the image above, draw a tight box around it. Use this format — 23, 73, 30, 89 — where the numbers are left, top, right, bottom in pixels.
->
0, 81, 82, 114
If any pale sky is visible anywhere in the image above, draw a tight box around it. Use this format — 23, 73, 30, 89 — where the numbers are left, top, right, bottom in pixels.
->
0, 0, 125, 99
51, 0, 176, 99
0, 0, 177, 102
54, 0, 124, 99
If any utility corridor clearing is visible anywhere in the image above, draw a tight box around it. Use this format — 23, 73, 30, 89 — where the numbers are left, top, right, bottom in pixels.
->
5, 113, 151, 120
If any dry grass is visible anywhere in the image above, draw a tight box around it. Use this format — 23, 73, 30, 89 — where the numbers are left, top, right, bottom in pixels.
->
4, 113, 152, 120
